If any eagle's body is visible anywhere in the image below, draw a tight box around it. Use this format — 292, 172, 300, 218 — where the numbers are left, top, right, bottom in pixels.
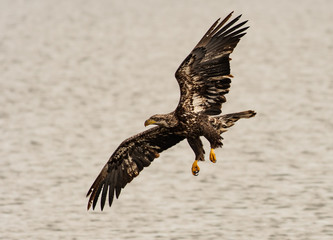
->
87, 12, 256, 210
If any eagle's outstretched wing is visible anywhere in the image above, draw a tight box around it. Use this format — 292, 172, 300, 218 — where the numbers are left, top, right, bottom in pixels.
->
175, 12, 248, 115
86, 127, 185, 210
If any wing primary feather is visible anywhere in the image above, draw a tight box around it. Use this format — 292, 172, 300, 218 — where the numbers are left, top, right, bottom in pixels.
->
204, 18, 220, 37
219, 21, 248, 38
108, 183, 115, 207
101, 169, 113, 210
116, 187, 122, 199
210, 12, 234, 36
86, 174, 102, 198
232, 32, 247, 41
216, 14, 243, 36
100, 182, 108, 211
196, 19, 220, 47
195, 12, 235, 49
209, 26, 248, 52
108, 170, 116, 207
87, 172, 105, 210
117, 166, 126, 188
92, 181, 104, 210
223, 27, 249, 43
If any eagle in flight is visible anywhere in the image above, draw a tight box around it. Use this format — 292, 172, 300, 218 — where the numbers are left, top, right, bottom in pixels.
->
87, 12, 256, 210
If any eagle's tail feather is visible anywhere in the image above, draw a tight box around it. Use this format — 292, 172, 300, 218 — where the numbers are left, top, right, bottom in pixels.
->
222, 110, 256, 122
213, 110, 256, 134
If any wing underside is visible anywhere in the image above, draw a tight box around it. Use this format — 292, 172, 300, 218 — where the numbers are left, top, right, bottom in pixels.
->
175, 12, 248, 115
86, 126, 185, 210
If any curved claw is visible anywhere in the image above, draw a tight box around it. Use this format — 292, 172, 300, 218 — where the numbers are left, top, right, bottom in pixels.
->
191, 160, 200, 176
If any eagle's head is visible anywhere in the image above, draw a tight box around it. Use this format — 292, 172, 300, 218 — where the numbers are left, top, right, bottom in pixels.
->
144, 113, 177, 128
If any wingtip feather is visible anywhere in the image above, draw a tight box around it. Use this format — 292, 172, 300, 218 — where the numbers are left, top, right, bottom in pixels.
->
87, 201, 92, 211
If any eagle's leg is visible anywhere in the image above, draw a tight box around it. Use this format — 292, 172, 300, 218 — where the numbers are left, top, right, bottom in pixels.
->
187, 137, 205, 176
201, 121, 223, 163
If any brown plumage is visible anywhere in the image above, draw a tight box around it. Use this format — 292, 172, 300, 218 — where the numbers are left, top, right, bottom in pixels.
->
87, 12, 256, 210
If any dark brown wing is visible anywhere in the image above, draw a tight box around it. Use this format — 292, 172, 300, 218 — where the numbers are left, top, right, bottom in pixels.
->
86, 126, 185, 210
175, 12, 248, 115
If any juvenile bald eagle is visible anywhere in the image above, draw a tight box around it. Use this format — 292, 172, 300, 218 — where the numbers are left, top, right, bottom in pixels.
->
87, 12, 256, 210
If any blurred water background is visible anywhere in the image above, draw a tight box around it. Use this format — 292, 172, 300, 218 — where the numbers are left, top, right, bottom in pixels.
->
1, 0, 332, 239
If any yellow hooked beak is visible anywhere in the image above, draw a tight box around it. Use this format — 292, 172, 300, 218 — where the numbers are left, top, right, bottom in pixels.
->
144, 119, 156, 127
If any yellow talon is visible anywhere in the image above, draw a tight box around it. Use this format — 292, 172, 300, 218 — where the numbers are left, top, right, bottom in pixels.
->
209, 149, 217, 163
191, 160, 200, 176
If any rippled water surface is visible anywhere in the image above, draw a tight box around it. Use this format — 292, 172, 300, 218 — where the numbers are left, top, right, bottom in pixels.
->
1, 0, 333, 239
